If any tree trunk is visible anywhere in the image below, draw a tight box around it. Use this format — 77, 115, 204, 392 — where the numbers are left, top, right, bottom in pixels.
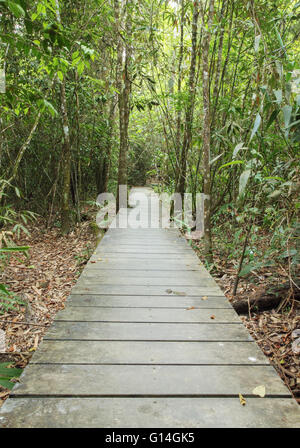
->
55, 0, 72, 234
177, 1, 199, 198
174, 0, 185, 184
115, 0, 132, 211
59, 78, 72, 234
200, 0, 215, 262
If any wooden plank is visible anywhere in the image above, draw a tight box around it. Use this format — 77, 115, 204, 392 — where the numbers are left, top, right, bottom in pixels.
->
31, 340, 269, 365
54, 307, 240, 323
81, 269, 210, 279
75, 277, 218, 287
1, 397, 299, 428
100, 240, 189, 246
90, 252, 199, 260
66, 294, 231, 308
95, 247, 194, 254
80, 270, 214, 280
71, 285, 223, 296
45, 322, 251, 341
86, 260, 203, 271
100, 236, 189, 244
99, 238, 190, 244
11, 364, 289, 397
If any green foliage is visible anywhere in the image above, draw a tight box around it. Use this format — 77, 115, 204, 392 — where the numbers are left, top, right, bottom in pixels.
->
0, 283, 25, 314
0, 362, 23, 389
0, 0, 298, 281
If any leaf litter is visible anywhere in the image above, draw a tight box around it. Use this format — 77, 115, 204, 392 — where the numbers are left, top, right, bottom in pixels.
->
0, 218, 96, 406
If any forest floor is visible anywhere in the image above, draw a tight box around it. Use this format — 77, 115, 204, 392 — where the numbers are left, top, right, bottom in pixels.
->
0, 217, 97, 405
194, 236, 300, 404
0, 218, 299, 407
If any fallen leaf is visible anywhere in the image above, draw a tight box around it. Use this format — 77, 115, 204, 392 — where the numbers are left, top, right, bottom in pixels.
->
201, 296, 208, 300
252, 385, 266, 397
210, 315, 216, 319
186, 306, 195, 310
292, 338, 300, 355
239, 393, 246, 406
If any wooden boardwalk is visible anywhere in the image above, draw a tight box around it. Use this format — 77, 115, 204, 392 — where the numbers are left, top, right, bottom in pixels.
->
0, 188, 299, 427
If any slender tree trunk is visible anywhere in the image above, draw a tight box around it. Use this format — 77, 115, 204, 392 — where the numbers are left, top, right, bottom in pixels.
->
174, 0, 185, 185
210, 0, 227, 131
74, 70, 81, 222
115, 0, 132, 211
55, 0, 72, 233
201, 0, 215, 262
59, 78, 72, 233
177, 1, 199, 197
96, 98, 116, 194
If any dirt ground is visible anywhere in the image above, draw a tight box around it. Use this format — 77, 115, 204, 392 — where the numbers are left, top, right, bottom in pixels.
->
193, 238, 300, 404
0, 219, 97, 405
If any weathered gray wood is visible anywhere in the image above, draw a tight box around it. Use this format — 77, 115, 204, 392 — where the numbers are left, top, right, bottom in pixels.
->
90, 252, 199, 260
1, 188, 299, 428
11, 364, 289, 396
66, 294, 231, 308
99, 242, 189, 248
86, 260, 203, 270
1, 397, 299, 428
95, 247, 195, 254
99, 237, 189, 245
45, 322, 251, 341
81, 269, 210, 279
71, 284, 223, 296
75, 276, 218, 287
54, 307, 240, 323
31, 340, 269, 365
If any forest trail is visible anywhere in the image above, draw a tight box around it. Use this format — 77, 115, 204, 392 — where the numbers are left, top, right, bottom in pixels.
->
0, 188, 299, 427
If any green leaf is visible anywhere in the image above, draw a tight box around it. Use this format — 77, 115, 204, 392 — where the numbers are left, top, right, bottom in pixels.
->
264, 176, 284, 182
254, 35, 261, 53
266, 109, 279, 129
0, 246, 29, 252
279, 249, 297, 258
275, 60, 283, 78
77, 60, 85, 75
274, 25, 285, 53
0, 363, 22, 390
282, 105, 292, 129
287, 119, 300, 129
0, 377, 14, 389
0, 284, 9, 295
209, 153, 223, 165
249, 113, 261, 142
239, 264, 256, 276
43, 99, 58, 117
239, 169, 251, 196
0, 363, 22, 378
7, 1, 25, 18
218, 160, 244, 171
232, 142, 246, 159
57, 71, 64, 82
273, 89, 282, 104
